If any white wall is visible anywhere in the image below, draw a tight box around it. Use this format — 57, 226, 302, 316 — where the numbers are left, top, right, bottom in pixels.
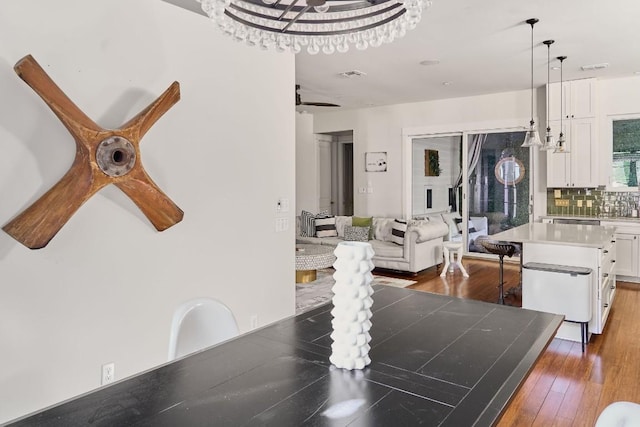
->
305, 90, 545, 218
295, 113, 318, 214
0, 0, 295, 422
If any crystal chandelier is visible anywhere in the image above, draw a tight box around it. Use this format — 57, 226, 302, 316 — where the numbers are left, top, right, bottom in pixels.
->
196, 0, 433, 54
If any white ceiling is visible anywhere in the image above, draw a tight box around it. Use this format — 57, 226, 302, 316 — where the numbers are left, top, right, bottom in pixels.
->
295, 0, 640, 112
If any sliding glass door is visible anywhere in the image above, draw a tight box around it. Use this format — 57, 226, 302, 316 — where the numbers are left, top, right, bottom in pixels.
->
406, 127, 531, 254
465, 131, 529, 253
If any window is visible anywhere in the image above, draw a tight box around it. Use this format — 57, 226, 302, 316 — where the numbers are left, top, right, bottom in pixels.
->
612, 118, 640, 187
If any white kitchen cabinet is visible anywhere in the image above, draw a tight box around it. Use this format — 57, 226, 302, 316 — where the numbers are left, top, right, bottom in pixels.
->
598, 238, 617, 332
547, 118, 599, 187
548, 78, 597, 120
613, 233, 639, 277
600, 221, 640, 280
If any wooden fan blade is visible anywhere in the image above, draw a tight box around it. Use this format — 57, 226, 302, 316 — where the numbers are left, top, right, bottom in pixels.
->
3, 155, 103, 249
14, 55, 102, 137
301, 102, 340, 107
114, 170, 183, 231
121, 82, 180, 141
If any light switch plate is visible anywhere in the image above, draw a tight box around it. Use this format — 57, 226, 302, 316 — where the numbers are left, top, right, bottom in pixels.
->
275, 218, 288, 232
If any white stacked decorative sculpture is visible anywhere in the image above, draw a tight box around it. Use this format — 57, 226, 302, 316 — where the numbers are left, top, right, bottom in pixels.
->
329, 241, 375, 370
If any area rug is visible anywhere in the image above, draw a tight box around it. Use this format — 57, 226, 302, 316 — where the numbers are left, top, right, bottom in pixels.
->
296, 268, 417, 314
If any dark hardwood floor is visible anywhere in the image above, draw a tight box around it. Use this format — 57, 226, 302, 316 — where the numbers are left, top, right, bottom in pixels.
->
375, 258, 640, 426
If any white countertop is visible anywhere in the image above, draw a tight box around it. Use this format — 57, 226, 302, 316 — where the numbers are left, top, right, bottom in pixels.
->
541, 215, 640, 224
491, 223, 616, 248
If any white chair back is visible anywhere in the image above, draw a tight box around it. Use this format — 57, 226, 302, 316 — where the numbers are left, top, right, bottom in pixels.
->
168, 298, 239, 360
595, 401, 640, 427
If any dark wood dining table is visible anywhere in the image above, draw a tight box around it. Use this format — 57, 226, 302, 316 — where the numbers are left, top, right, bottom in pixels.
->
9, 285, 562, 426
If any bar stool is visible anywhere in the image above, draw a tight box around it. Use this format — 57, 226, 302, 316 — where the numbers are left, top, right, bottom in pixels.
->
440, 241, 469, 278
480, 240, 517, 305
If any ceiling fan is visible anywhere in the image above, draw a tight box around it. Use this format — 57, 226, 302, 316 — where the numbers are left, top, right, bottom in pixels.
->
295, 84, 340, 108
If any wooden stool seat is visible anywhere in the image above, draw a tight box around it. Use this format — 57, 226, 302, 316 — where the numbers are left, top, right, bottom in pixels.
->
480, 240, 517, 304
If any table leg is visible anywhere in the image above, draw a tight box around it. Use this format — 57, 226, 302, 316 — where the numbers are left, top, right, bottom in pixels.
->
296, 269, 317, 283
440, 246, 450, 277
456, 245, 469, 278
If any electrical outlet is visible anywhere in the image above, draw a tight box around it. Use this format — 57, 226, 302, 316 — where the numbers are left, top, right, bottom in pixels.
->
250, 315, 258, 329
577, 200, 583, 207
102, 362, 115, 385
554, 189, 561, 198
587, 200, 593, 208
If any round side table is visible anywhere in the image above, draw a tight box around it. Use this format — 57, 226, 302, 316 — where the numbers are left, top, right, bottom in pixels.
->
440, 241, 469, 278
295, 244, 336, 283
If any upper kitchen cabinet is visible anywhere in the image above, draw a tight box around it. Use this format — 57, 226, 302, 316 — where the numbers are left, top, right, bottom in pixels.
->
547, 118, 599, 187
548, 78, 597, 120
546, 78, 604, 188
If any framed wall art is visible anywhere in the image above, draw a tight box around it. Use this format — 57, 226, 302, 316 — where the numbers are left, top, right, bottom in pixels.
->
424, 149, 441, 176
365, 151, 387, 172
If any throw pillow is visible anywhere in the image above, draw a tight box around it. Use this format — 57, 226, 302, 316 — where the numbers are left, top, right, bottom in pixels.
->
454, 217, 477, 234
391, 219, 408, 245
352, 216, 373, 240
454, 217, 464, 234
300, 210, 315, 237
299, 210, 328, 237
315, 216, 337, 237
344, 225, 370, 242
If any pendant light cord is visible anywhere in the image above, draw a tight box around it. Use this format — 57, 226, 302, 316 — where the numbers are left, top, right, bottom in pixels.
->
560, 57, 564, 131
543, 40, 554, 132
530, 21, 534, 125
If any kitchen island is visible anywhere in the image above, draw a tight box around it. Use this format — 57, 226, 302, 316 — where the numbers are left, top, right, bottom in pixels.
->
491, 222, 617, 343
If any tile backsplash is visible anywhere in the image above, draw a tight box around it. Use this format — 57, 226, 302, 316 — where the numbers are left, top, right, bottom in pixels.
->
547, 188, 640, 218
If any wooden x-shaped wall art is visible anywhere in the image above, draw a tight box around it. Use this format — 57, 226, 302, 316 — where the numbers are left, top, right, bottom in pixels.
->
3, 55, 184, 249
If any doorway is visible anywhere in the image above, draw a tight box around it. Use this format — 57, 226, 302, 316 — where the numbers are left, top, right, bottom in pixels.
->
318, 131, 354, 216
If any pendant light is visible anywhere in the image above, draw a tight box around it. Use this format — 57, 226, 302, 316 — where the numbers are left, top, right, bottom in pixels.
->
554, 55, 571, 153
522, 18, 542, 147
541, 40, 556, 150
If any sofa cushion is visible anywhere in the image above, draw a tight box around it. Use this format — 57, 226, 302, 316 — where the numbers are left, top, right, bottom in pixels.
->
335, 216, 352, 237
352, 216, 373, 240
390, 219, 408, 245
315, 216, 337, 237
296, 235, 323, 245
344, 225, 370, 242
453, 218, 477, 234
317, 236, 343, 247
372, 217, 395, 242
426, 214, 445, 223
369, 239, 403, 258
408, 221, 449, 242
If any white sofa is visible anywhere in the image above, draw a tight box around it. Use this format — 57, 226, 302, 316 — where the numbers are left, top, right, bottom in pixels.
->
296, 216, 449, 274
416, 212, 488, 243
